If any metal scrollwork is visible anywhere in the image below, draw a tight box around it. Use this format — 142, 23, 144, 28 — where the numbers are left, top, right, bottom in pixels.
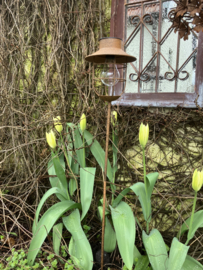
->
140, 73, 151, 82
131, 15, 140, 26
130, 70, 190, 83
143, 14, 153, 25
178, 71, 189, 81
165, 70, 189, 81
129, 72, 151, 82
165, 71, 176, 81
129, 73, 139, 82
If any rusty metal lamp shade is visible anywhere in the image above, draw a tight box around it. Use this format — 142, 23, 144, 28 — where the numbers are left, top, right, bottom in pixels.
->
85, 37, 136, 102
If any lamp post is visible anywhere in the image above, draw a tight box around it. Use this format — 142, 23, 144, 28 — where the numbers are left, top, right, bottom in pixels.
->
85, 37, 136, 269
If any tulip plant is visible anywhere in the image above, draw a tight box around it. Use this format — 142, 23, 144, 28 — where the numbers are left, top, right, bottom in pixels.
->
27, 115, 96, 270
28, 113, 203, 270
82, 118, 203, 270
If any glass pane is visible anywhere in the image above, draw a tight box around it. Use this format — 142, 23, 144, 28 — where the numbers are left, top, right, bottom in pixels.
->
159, 55, 175, 92
177, 55, 197, 93
161, 0, 177, 39
125, 5, 141, 93
141, 55, 157, 93
124, 0, 198, 94
125, 62, 139, 93
176, 32, 198, 93
179, 32, 198, 68
125, 4, 141, 65
142, 13, 158, 68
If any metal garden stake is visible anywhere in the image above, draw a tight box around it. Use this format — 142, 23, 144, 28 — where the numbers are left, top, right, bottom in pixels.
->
85, 37, 136, 270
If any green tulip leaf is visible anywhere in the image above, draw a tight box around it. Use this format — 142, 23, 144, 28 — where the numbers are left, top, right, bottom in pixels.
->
98, 207, 117, 253
168, 238, 189, 270
48, 154, 67, 201
112, 187, 131, 208
69, 179, 77, 197
69, 154, 79, 196
113, 173, 158, 223
82, 129, 113, 183
63, 209, 93, 270
68, 123, 84, 168
181, 255, 203, 270
51, 152, 69, 200
110, 201, 135, 270
177, 210, 203, 240
134, 255, 149, 270
103, 217, 117, 253
66, 124, 73, 166
143, 229, 168, 270
134, 245, 142, 262
146, 172, 159, 200
53, 223, 63, 256
80, 167, 96, 220
28, 201, 80, 266
97, 206, 110, 217
32, 187, 67, 234
131, 182, 149, 222
68, 237, 81, 267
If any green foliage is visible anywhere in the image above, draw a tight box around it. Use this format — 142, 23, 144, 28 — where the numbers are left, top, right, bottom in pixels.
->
1, 247, 81, 270
110, 202, 136, 270
28, 116, 203, 270
167, 238, 189, 270
83, 225, 91, 237
28, 120, 96, 267
177, 210, 203, 241
82, 129, 113, 183
142, 229, 168, 270
98, 206, 116, 253
53, 223, 63, 257
181, 255, 203, 270
28, 201, 80, 265
63, 209, 93, 270
80, 167, 96, 220
61, 245, 68, 258
64, 259, 75, 270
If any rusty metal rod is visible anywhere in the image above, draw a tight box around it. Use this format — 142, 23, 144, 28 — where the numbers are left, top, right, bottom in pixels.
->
101, 101, 111, 270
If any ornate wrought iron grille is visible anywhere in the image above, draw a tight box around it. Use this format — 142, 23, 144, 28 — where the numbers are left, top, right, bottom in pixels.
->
124, 0, 198, 94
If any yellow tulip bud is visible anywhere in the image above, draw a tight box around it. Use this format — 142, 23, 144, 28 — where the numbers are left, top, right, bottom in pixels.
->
139, 123, 149, 149
46, 130, 56, 149
192, 169, 203, 192
111, 111, 117, 126
80, 113, 86, 132
53, 116, 63, 133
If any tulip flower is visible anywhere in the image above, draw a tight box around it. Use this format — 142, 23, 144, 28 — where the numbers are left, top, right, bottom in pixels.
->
192, 169, 203, 192
139, 123, 149, 149
186, 168, 203, 245
53, 116, 63, 133
46, 130, 56, 149
80, 113, 86, 132
111, 111, 117, 126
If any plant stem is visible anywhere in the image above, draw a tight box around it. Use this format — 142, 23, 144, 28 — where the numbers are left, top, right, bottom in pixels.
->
185, 191, 197, 245
142, 147, 147, 195
60, 134, 79, 202
143, 147, 149, 234
83, 132, 86, 168
112, 129, 115, 203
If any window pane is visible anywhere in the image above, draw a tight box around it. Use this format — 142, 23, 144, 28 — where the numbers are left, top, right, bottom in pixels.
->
176, 32, 198, 93
159, 0, 177, 92
125, 4, 141, 93
124, 0, 198, 94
